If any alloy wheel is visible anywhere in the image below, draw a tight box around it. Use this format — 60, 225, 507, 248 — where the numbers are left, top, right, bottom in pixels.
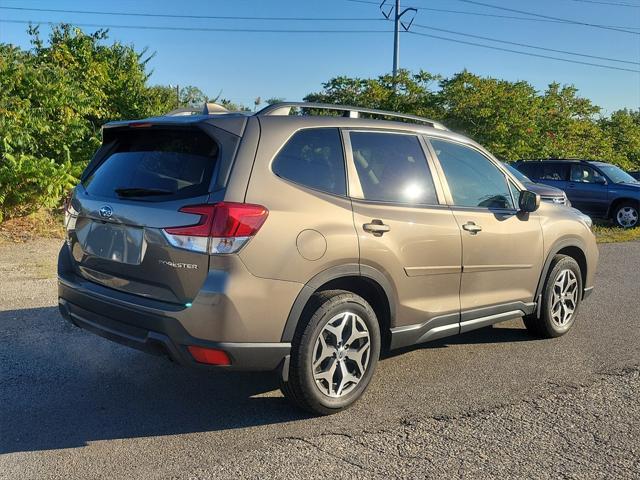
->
312, 312, 371, 398
617, 206, 638, 228
550, 269, 579, 327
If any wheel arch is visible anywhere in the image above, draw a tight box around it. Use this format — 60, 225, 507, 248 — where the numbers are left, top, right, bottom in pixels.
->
281, 264, 396, 350
608, 197, 640, 219
535, 238, 588, 306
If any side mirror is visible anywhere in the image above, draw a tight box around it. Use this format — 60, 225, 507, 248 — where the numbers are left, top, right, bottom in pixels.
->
594, 176, 607, 185
519, 190, 540, 213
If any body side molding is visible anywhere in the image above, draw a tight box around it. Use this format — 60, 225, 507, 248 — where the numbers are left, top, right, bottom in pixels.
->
390, 301, 536, 350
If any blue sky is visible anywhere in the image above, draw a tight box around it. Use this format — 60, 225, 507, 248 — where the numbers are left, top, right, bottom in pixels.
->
1, 0, 639, 113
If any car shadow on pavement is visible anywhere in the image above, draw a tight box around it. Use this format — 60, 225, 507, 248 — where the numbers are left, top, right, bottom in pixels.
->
0, 307, 312, 454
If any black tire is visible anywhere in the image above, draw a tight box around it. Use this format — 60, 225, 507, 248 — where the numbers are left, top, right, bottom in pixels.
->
613, 202, 639, 229
280, 289, 381, 415
524, 255, 582, 339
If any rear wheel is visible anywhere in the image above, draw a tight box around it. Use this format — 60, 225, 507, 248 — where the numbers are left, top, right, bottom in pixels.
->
524, 255, 582, 338
281, 290, 380, 415
613, 202, 639, 229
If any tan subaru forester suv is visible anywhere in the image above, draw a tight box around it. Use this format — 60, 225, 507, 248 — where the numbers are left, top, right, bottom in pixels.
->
59, 102, 598, 415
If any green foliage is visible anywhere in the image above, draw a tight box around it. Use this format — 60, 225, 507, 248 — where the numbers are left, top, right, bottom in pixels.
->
0, 150, 76, 222
266, 97, 286, 105
179, 85, 208, 107
2, 24, 639, 224
219, 98, 251, 112
306, 70, 640, 169
599, 109, 640, 168
0, 24, 187, 221
306, 70, 442, 119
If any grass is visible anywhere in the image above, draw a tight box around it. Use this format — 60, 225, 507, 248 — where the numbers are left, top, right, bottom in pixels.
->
592, 222, 640, 244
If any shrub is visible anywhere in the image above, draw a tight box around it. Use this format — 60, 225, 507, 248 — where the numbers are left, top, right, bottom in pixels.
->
0, 152, 76, 222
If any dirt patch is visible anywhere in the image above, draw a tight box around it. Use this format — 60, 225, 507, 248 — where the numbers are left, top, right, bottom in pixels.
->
0, 210, 65, 244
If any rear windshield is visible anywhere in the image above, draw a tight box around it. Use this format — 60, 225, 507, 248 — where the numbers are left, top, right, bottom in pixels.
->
83, 128, 219, 201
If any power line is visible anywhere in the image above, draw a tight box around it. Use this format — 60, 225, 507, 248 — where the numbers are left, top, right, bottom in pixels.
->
453, 0, 640, 35
0, 19, 391, 34
412, 23, 640, 65
0, 6, 385, 22
344, 0, 640, 29
408, 30, 640, 73
3, 18, 638, 73
562, 0, 640, 7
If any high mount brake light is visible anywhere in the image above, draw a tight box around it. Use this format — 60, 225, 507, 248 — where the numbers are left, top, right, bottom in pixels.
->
162, 202, 268, 254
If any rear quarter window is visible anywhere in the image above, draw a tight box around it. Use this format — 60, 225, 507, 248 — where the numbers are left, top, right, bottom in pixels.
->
272, 128, 347, 196
517, 163, 540, 179
83, 128, 219, 201
539, 163, 570, 181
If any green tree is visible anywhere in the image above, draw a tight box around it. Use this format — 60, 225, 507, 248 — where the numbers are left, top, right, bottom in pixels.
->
599, 109, 640, 169
437, 70, 542, 160
0, 24, 178, 220
537, 83, 618, 165
266, 97, 285, 105
179, 85, 208, 107
305, 70, 442, 119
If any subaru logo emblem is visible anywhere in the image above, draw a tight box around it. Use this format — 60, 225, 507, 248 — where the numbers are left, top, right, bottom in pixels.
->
99, 205, 113, 219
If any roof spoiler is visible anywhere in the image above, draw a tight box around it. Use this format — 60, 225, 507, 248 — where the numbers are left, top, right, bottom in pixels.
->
165, 103, 229, 117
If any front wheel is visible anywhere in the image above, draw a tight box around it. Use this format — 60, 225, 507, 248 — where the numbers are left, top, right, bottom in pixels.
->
524, 255, 583, 338
613, 202, 639, 229
281, 290, 380, 415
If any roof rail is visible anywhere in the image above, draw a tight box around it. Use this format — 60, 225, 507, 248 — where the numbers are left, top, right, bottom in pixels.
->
256, 102, 448, 130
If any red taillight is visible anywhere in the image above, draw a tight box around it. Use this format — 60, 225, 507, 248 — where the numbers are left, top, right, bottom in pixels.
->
211, 202, 269, 237
164, 205, 217, 237
163, 202, 268, 254
187, 346, 231, 365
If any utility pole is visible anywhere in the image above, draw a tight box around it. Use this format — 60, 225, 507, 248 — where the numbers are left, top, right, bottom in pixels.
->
393, 0, 400, 78
380, 0, 417, 78
175, 84, 180, 109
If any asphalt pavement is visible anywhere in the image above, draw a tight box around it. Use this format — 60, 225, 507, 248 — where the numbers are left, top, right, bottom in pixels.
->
1, 239, 639, 479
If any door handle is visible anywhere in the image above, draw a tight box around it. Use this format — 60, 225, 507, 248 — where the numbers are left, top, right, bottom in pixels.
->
462, 222, 482, 234
363, 219, 391, 236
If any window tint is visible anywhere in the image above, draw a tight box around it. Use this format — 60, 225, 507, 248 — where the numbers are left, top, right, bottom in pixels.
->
503, 162, 531, 183
517, 162, 540, 179
430, 139, 514, 209
539, 163, 569, 181
570, 164, 605, 184
272, 128, 346, 196
349, 132, 437, 204
83, 128, 218, 201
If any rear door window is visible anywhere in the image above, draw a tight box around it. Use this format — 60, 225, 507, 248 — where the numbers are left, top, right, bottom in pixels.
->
83, 128, 219, 201
349, 132, 438, 205
272, 128, 347, 196
570, 164, 605, 184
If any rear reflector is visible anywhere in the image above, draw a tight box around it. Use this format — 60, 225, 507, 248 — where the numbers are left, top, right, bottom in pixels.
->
187, 346, 231, 365
163, 202, 268, 254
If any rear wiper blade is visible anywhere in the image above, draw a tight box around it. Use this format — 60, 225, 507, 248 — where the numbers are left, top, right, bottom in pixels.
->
114, 187, 174, 197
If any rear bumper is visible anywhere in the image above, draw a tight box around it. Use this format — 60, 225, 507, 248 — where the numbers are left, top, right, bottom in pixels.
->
58, 284, 290, 370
